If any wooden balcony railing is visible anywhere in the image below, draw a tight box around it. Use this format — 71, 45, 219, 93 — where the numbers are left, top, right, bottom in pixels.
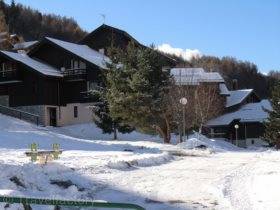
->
62, 68, 86, 81
0, 69, 18, 81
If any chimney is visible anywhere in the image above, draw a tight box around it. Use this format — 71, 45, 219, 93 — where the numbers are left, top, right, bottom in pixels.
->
232, 79, 238, 90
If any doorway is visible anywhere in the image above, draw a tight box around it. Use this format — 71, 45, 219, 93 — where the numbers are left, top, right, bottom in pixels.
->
48, 107, 57, 126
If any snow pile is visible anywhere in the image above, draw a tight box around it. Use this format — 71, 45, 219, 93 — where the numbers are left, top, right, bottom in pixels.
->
177, 133, 240, 152
107, 152, 173, 170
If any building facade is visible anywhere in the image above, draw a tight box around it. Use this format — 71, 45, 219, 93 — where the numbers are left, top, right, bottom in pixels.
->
170, 67, 271, 148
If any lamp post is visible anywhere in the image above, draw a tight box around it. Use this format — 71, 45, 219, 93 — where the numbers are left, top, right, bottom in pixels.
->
180, 97, 188, 142
234, 124, 239, 146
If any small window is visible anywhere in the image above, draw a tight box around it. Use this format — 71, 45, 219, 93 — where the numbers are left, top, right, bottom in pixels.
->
251, 140, 255, 145
74, 106, 78, 118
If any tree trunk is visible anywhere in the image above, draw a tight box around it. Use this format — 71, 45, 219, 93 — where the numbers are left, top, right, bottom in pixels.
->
164, 114, 171, 144
154, 125, 171, 144
113, 124, 117, 140
162, 132, 171, 144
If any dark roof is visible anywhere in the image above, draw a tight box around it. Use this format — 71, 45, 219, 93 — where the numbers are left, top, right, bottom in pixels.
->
80, 24, 177, 65
80, 24, 141, 46
0, 51, 62, 77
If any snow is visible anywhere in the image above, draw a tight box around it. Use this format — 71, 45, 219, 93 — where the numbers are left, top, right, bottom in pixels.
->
207, 99, 271, 126
13, 41, 39, 50
0, 51, 62, 77
219, 83, 230, 95
170, 68, 224, 85
226, 89, 253, 108
45, 37, 111, 69
49, 122, 161, 142
177, 133, 240, 152
0, 114, 280, 209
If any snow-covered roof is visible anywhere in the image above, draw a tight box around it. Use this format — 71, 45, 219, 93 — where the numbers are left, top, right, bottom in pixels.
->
226, 89, 253, 107
206, 99, 272, 126
45, 37, 111, 69
170, 68, 224, 85
13, 41, 38, 50
0, 51, 62, 77
219, 83, 230, 95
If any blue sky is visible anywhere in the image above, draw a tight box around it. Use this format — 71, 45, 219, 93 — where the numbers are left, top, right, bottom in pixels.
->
4, 0, 280, 72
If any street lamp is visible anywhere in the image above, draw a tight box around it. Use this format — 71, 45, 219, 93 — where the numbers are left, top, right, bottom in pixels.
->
234, 124, 239, 146
180, 97, 188, 142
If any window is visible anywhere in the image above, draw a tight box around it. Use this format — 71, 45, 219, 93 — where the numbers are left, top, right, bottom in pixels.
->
70, 59, 86, 70
74, 106, 78, 118
251, 140, 255, 145
0, 62, 16, 77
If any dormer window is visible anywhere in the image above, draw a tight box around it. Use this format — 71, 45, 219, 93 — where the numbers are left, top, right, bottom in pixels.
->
70, 59, 86, 70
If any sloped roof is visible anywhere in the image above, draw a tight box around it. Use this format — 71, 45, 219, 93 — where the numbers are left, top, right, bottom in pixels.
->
226, 89, 253, 107
80, 24, 177, 65
44, 37, 111, 69
0, 51, 62, 77
206, 99, 272, 126
219, 83, 230, 95
170, 68, 224, 85
80, 24, 141, 46
13, 41, 39, 50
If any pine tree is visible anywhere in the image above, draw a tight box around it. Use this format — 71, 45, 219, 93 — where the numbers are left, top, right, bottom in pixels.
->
91, 84, 134, 140
264, 81, 280, 149
106, 43, 174, 143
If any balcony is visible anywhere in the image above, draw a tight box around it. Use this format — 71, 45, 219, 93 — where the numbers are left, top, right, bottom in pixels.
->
62, 68, 86, 81
0, 69, 19, 82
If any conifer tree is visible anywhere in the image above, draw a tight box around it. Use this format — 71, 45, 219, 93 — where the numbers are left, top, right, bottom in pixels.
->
91, 82, 134, 140
106, 43, 174, 143
265, 81, 280, 149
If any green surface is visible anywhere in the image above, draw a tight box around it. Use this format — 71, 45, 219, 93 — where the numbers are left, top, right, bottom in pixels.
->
0, 196, 145, 210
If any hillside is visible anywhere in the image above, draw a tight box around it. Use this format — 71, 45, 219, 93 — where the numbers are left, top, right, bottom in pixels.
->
0, 0, 87, 42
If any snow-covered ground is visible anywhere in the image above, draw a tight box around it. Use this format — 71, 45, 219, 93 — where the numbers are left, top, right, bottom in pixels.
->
0, 114, 280, 210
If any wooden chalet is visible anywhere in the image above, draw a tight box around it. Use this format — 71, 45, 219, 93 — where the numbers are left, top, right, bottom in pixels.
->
205, 89, 270, 148
0, 37, 110, 126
